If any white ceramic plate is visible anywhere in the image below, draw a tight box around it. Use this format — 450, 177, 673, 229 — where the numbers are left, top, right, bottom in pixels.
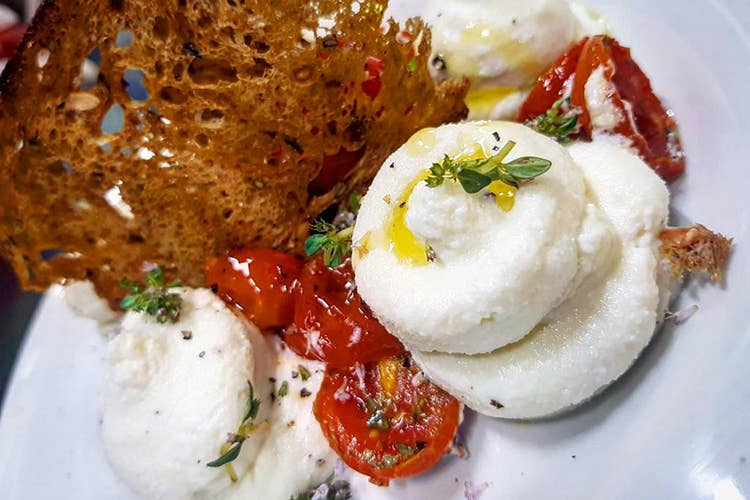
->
2, 1, 749, 498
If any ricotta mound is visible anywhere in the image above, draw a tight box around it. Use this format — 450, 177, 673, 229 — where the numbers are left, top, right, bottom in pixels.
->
425, 0, 579, 89
353, 121, 586, 354
102, 288, 273, 500
413, 142, 670, 418
228, 342, 337, 500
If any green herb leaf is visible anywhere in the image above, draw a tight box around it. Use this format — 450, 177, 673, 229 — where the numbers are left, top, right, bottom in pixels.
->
504, 157, 552, 179
406, 58, 417, 72
525, 97, 581, 143
278, 381, 289, 398
243, 381, 261, 422
424, 135, 553, 200
305, 221, 354, 268
206, 442, 242, 468
457, 169, 493, 194
298, 365, 311, 382
119, 266, 182, 323
304, 233, 326, 258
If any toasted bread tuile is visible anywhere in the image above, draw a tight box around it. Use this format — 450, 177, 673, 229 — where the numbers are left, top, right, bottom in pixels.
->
659, 224, 732, 282
0, 0, 468, 303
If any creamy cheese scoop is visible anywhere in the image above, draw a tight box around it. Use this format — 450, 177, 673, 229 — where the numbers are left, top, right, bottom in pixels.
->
353, 121, 612, 355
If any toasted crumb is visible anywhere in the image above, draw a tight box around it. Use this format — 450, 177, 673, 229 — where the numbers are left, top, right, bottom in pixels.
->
659, 224, 732, 281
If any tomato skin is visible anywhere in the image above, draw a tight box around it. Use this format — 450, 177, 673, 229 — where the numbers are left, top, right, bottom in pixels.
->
286, 257, 405, 368
0, 24, 27, 59
313, 355, 461, 485
206, 248, 303, 331
521, 35, 686, 181
518, 37, 588, 123
308, 147, 366, 195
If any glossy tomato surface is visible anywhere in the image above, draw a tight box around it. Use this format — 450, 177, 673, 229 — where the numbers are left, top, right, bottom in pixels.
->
520, 35, 685, 180
314, 355, 462, 485
206, 248, 302, 331
286, 257, 404, 368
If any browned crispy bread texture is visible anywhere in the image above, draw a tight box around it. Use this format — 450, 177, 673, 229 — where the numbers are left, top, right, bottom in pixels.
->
0, 0, 468, 302
660, 224, 732, 282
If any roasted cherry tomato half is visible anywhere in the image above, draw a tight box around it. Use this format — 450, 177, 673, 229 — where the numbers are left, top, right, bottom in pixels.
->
520, 35, 685, 181
518, 37, 588, 123
206, 248, 303, 330
285, 257, 405, 368
314, 355, 462, 485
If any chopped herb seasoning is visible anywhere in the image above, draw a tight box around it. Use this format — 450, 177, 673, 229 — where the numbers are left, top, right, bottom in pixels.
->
181, 330, 192, 340
278, 381, 289, 398
300, 387, 312, 398
291, 474, 352, 500
198, 351, 206, 358
120, 266, 182, 323
525, 97, 581, 143
298, 364, 311, 381
489, 399, 504, 409
406, 58, 418, 72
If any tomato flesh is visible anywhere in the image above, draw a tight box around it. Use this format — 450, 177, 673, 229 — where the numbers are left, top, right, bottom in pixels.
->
520, 35, 685, 180
309, 147, 366, 195
518, 37, 588, 123
314, 355, 461, 485
206, 248, 303, 331
286, 257, 405, 368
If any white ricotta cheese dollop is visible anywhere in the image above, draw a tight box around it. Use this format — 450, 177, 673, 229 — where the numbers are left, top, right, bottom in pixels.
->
353, 121, 587, 354
412, 142, 671, 418
425, 0, 579, 89
102, 288, 273, 500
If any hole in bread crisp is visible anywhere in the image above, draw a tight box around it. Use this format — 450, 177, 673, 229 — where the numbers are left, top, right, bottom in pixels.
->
124, 69, 149, 101
79, 48, 101, 90
187, 58, 238, 84
101, 103, 125, 134
40, 248, 64, 261
115, 30, 134, 48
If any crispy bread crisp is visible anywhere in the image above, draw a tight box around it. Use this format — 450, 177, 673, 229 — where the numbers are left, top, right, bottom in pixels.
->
0, 0, 468, 302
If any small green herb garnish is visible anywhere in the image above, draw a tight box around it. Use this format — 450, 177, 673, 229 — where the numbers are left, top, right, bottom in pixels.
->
364, 397, 390, 430
298, 365, 311, 382
525, 97, 581, 143
305, 193, 361, 268
120, 266, 182, 323
277, 380, 289, 398
425, 138, 552, 195
291, 474, 352, 500
207, 381, 263, 480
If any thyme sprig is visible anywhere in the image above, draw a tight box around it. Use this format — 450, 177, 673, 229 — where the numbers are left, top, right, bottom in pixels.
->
120, 266, 182, 323
207, 381, 263, 480
425, 139, 552, 195
525, 97, 581, 143
305, 193, 361, 268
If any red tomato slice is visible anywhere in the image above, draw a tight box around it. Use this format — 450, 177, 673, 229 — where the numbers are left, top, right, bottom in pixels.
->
520, 35, 686, 181
314, 355, 462, 486
0, 24, 27, 60
518, 37, 588, 122
206, 248, 303, 331
285, 257, 405, 368
308, 146, 366, 196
